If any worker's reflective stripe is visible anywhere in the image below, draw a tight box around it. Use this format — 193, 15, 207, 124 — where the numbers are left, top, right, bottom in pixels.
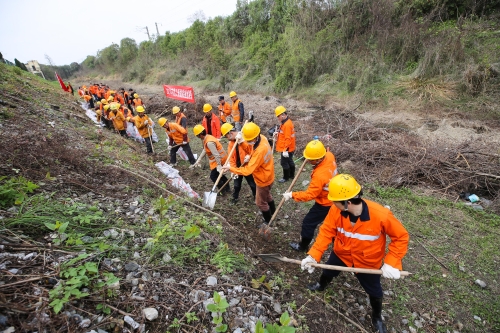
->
291, 134, 295, 137
323, 185, 329, 191
337, 227, 381, 241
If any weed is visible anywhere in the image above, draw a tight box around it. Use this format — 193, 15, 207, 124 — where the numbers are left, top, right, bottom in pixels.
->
251, 275, 275, 292
0, 176, 39, 208
185, 311, 199, 324
207, 291, 230, 332
255, 312, 296, 333
210, 243, 248, 274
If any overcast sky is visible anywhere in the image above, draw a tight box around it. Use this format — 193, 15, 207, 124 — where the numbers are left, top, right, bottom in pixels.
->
0, 0, 238, 66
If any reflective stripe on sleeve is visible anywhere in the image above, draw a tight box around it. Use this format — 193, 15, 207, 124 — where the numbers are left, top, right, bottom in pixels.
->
337, 227, 381, 241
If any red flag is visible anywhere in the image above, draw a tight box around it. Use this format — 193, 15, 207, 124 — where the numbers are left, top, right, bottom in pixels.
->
55, 72, 69, 92
163, 85, 195, 103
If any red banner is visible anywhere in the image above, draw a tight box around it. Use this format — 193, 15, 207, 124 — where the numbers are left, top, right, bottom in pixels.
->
163, 85, 195, 103
55, 72, 69, 92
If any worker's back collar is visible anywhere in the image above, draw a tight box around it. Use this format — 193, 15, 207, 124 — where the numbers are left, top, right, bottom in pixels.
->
280, 117, 289, 125
340, 199, 370, 221
253, 134, 262, 149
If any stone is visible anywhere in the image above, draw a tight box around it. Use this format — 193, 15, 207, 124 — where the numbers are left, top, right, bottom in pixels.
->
206, 276, 217, 286
229, 298, 240, 307
414, 320, 423, 328
162, 253, 172, 263
402, 319, 409, 325
124, 315, 140, 329
474, 279, 486, 288
133, 252, 140, 258
97, 329, 108, 333
143, 308, 158, 321
81, 236, 94, 243
473, 315, 481, 321
189, 290, 207, 303
124, 262, 140, 272
153, 272, 161, 278
408, 327, 417, 333
254, 304, 265, 317
109, 229, 119, 239
79, 318, 91, 328
108, 281, 120, 290
273, 302, 282, 314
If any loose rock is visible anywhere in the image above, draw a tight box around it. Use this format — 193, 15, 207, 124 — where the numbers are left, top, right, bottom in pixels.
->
143, 308, 158, 321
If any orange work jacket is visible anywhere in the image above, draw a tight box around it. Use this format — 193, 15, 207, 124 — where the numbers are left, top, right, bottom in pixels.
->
114, 94, 125, 105
227, 140, 253, 168
176, 113, 187, 128
308, 199, 409, 270
109, 110, 126, 131
83, 95, 92, 102
133, 115, 153, 138
78, 89, 84, 97
202, 114, 221, 139
203, 135, 227, 170
218, 102, 232, 122
276, 118, 296, 153
231, 99, 242, 122
229, 135, 274, 187
292, 152, 338, 206
133, 98, 143, 106
165, 123, 188, 145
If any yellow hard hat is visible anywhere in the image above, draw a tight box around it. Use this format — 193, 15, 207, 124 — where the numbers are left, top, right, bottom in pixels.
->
275, 105, 287, 117
107, 96, 114, 102
110, 103, 119, 111
136, 105, 145, 113
126, 116, 131, 121
104, 104, 110, 111
221, 123, 234, 136
327, 174, 362, 201
241, 122, 260, 141
101, 99, 108, 105
203, 104, 212, 113
193, 124, 205, 136
303, 140, 326, 160
96, 110, 102, 116
172, 106, 180, 114
229, 91, 237, 98
109, 90, 115, 94
96, 101, 101, 106
158, 117, 168, 127
134, 93, 139, 98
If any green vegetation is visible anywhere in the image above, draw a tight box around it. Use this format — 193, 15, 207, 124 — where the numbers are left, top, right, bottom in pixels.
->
0, 175, 39, 208
76, 0, 499, 117
255, 312, 296, 333
207, 291, 230, 332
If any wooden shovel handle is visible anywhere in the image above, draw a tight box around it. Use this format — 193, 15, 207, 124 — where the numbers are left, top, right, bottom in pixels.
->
267, 158, 308, 228
212, 120, 248, 191
280, 257, 411, 276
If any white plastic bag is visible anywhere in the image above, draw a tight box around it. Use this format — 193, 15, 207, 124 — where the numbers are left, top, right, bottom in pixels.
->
155, 161, 199, 199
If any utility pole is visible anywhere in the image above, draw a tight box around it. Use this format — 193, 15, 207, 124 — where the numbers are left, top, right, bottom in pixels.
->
155, 22, 160, 36
145, 26, 151, 40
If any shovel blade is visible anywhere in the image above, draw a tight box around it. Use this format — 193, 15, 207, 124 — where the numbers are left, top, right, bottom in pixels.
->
202, 191, 218, 209
257, 253, 284, 263
258, 223, 271, 240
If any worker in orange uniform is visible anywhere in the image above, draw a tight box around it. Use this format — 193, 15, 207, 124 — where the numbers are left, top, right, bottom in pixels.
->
108, 103, 127, 137
201, 104, 222, 139
300, 174, 409, 333
83, 93, 94, 109
221, 123, 256, 204
222, 123, 275, 224
133, 106, 154, 154
218, 96, 232, 124
94, 101, 102, 123
158, 117, 196, 166
172, 106, 187, 129
229, 91, 244, 130
133, 93, 144, 111
190, 125, 230, 194
274, 105, 296, 183
282, 140, 338, 252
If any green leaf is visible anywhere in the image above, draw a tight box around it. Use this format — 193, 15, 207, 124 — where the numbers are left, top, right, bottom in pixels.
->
251, 279, 261, 289
206, 303, 218, 312
265, 323, 279, 333
255, 321, 265, 333
213, 291, 221, 303
184, 224, 201, 240
58, 222, 69, 233
279, 312, 291, 327
45, 172, 56, 181
44, 222, 57, 230
84, 262, 98, 273
259, 275, 266, 282
50, 299, 64, 314
218, 298, 229, 310
96, 304, 103, 310
213, 315, 223, 324
279, 326, 296, 333
215, 324, 228, 332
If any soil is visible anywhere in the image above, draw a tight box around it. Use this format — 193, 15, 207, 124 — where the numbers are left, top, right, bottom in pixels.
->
1, 74, 499, 332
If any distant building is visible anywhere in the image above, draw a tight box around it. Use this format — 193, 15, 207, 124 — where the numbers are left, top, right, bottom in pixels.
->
25, 60, 46, 79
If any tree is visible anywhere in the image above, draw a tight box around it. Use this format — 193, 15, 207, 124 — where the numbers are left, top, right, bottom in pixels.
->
119, 38, 138, 65
14, 58, 28, 71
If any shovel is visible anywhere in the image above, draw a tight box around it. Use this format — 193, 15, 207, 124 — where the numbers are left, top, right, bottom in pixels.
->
258, 158, 308, 239
258, 254, 411, 276
202, 138, 240, 210
147, 124, 155, 153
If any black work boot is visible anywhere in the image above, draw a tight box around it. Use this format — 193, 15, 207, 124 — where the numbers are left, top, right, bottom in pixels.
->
268, 200, 276, 215
261, 210, 272, 223
290, 237, 312, 252
278, 168, 290, 183
307, 274, 333, 292
369, 296, 387, 333
232, 186, 241, 202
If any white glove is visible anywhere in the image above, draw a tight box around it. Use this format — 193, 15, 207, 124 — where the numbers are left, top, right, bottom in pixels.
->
144, 121, 149, 127
231, 173, 239, 180
273, 130, 279, 137
167, 145, 172, 151
189, 161, 199, 169
381, 263, 401, 279
300, 255, 317, 274
235, 132, 244, 144
182, 141, 187, 145
216, 165, 223, 173
243, 155, 251, 163
221, 165, 231, 173
283, 191, 293, 201
282, 151, 289, 158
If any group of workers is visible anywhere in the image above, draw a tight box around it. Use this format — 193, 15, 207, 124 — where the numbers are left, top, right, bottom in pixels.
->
78, 85, 408, 333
